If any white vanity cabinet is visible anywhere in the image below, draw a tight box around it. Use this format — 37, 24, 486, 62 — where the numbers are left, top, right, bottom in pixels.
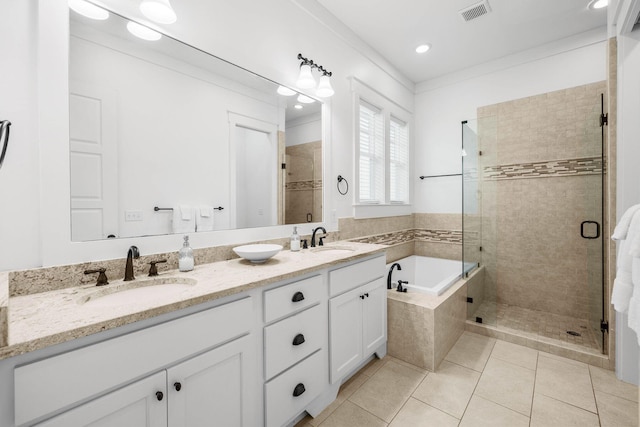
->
36, 335, 254, 427
16, 297, 258, 427
263, 275, 328, 427
328, 255, 386, 384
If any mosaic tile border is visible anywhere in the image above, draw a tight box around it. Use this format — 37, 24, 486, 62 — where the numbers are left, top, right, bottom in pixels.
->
349, 229, 462, 246
484, 157, 602, 180
285, 180, 323, 190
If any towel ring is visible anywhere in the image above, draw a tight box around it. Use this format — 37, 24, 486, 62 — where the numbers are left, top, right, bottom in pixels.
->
337, 175, 349, 195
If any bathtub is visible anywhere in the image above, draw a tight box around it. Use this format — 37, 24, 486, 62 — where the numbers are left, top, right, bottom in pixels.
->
386, 256, 477, 296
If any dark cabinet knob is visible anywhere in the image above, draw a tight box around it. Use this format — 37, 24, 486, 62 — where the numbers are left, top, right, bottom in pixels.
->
293, 383, 306, 397
156, 391, 164, 401
292, 291, 305, 302
364, 293, 369, 298
174, 382, 182, 392
292, 333, 306, 346
360, 295, 365, 300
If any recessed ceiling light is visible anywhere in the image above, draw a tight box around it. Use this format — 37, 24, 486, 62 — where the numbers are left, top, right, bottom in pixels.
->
140, 0, 177, 24
68, 0, 109, 20
126, 21, 162, 41
589, 0, 608, 9
294, 104, 303, 110
415, 44, 431, 54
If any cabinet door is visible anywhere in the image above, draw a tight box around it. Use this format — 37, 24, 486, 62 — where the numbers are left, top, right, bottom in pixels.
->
167, 335, 257, 427
329, 287, 363, 383
36, 372, 167, 427
362, 278, 386, 355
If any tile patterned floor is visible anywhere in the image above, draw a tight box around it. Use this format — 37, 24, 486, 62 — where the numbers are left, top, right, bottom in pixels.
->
473, 301, 601, 352
295, 332, 638, 427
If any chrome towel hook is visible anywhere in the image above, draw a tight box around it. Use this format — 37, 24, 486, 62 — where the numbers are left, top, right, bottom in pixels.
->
0, 120, 11, 171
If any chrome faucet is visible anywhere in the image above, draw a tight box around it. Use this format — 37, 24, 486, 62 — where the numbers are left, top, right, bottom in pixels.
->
310, 227, 327, 247
387, 263, 402, 289
124, 245, 140, 281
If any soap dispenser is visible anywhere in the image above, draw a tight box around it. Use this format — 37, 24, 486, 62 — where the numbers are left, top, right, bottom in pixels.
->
179, 235, 194, 272
290, 226, 301, 252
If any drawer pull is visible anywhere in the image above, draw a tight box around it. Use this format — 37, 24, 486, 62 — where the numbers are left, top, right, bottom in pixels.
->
291, 291, 305, 302
156, 391, 164, 401
293, 383, 306, 397
364, 293, 369, 298
174, 382, 182, 392
292, 333, 306, 346
360, 294, 365, 300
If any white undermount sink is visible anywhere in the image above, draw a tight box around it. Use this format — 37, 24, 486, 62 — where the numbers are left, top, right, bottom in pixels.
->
310, 245, 356, 255
79, 277, 197, 307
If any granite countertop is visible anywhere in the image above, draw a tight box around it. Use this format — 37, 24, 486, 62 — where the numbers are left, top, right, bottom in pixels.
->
0, 242, 385, 360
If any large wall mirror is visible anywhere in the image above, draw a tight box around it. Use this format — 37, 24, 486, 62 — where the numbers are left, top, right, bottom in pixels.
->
69, 8, 323, 242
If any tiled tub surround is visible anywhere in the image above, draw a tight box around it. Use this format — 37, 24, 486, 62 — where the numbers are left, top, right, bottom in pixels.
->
387, 267, 481, 371
0, 241, 385, 360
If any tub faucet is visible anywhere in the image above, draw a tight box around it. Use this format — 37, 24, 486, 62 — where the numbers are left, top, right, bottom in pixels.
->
124, 245, 140, 281
311, 227, 327, 247
387, 263, 402, 289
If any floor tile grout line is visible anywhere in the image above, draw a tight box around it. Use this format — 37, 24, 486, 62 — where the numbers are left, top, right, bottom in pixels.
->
587, 363, 604, 427
528, 351, 539, 426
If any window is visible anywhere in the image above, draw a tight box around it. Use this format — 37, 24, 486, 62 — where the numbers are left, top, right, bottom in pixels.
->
389, 117, 409, 203
356, 99, 411, 206
358, 102, 385, 203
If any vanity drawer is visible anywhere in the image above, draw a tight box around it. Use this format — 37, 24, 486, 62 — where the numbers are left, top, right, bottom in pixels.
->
264, 275, 324, 323
265, 350, 326, 427
264, 304, 325, 380
329, 255, 385, 297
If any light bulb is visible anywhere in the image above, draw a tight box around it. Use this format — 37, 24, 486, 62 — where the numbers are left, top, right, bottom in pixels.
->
140, 0, 177, 24
415, 44, 431, 54
69, 0, 109, 20
127, 21, 162, 41
296, 64, 316, 89
297, 94, 315, 104
316, 74, 334, 97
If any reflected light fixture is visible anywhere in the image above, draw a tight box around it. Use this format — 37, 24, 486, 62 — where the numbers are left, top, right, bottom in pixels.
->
297, 94, 316, 104
295, 53, 334, 97
277, 85, 297, 96
589, 0, 608, 8
415, 44, 431, 54
127, 21, 162, 41
294, 104, 303, 110
69, 0, 109, 20
140, 0, 177, 24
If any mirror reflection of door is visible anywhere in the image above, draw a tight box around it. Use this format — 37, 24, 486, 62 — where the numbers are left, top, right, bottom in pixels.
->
69, 81, 118, 241
229, 113, 278, 229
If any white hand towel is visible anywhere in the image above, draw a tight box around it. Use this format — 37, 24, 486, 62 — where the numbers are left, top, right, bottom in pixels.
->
196, 206, 214, 232
611, 209, 640, 313
612, 204, 640, 240
628, 257, 640, 345
172, 205, 195, 233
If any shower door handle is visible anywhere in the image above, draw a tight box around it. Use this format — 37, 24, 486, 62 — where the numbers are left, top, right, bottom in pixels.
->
580, 221, 600, 239
0, 120, 11, 171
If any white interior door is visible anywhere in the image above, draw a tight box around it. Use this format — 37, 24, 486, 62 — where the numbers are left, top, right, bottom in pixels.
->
69, 81, 118, 240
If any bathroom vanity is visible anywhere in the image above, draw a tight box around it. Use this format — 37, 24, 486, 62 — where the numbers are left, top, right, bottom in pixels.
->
0, 243, 386, 427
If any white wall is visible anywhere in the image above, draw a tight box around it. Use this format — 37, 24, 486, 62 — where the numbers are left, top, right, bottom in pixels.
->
414, 31, 607, 214
286, 114, 322, 147
0, 0, 414, 269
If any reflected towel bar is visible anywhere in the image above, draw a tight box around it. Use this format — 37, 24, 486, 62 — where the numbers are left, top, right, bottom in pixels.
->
154, 206, 224, 211
419, 173, 462, 179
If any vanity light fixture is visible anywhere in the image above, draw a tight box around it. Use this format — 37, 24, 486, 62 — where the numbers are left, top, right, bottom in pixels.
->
277, 85, 297, 96
295, 53, 334, 97
140, 0, 177, 24
127, 21, 162, 41
415, 44, 431, 54
69, 0, 109, 20
297, 94, 315, 104
589, 0, 608, 9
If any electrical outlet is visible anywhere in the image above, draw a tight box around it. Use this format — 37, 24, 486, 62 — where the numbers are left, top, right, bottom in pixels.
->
125, 210, 143, 221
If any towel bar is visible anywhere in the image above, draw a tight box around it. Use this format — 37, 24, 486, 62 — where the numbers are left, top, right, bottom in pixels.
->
154, 206, 224, 211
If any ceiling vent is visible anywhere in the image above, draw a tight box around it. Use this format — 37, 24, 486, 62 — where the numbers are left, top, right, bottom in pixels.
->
459, 0, 492, 22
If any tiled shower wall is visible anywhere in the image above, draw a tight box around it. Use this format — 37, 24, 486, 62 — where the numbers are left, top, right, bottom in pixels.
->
285, 141, 322, 224
477, 81, 607, 321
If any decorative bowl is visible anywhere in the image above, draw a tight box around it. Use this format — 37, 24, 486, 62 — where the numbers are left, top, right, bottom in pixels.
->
233, 244, 283, 263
